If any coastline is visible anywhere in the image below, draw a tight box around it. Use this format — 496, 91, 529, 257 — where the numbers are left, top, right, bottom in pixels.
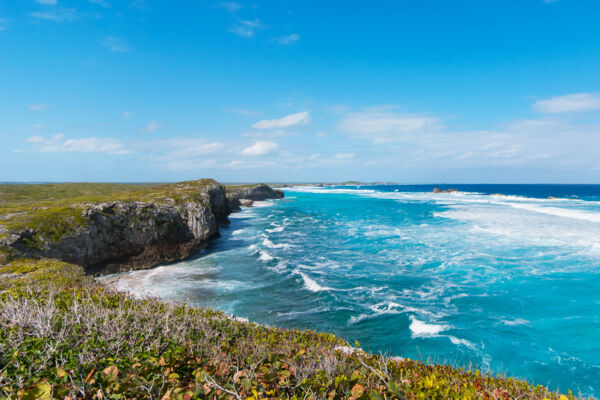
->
0, 181, 588, 399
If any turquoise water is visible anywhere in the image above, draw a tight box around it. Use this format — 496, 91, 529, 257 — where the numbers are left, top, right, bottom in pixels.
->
110, 185, 600, 397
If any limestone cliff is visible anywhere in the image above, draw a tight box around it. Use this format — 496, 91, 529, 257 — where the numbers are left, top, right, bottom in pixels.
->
226, 183, 284, 211
0, 181, 283, 275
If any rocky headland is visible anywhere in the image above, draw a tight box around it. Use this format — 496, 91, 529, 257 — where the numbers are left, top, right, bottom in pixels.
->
0, 180, 283, 275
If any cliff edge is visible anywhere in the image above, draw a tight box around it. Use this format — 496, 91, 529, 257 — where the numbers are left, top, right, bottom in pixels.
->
0, 180, 283, 275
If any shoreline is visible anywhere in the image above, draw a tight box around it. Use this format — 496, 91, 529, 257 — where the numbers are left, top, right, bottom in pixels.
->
0, 180, 592, 400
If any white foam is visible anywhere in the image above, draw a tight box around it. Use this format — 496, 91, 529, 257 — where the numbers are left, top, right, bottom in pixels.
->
252, 200, 276, 208
501, 318, 531, 326
409, 316, 450, 338
348, 313, 370, 325
294, 269, 333, 292
266, 226, 285, 233
258, 251, 274, 262
262, 237, 292, 249
287, 186, 376, 195
448, 336, 477, 350
501, 202, 600, 223
232, 229, 245, 235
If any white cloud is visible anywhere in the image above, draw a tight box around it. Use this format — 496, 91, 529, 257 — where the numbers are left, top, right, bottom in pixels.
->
0, 18, 7, 31
334, 153, 355, 159
532, 93, 600, 113
229, 19, 262, 37
219, 2, 241, 12
242, 140, 278, 156
102, 36, 130, 52
315, 132, 328, 138
223, 107, 260, 117
26, 136, 44, 143
274, 33, 299, 45
225, 159, 278, 169
139, 121, 161, 133
337, 109, 439, 143
122, 111, 131, 119
24, 134, 130, 155
30, 8, 77, 22
149, 139, 227, 170
252, 111, 311, 130
28, 103, 47, 111
162, 159, 218, 171
89, 0, 111, 7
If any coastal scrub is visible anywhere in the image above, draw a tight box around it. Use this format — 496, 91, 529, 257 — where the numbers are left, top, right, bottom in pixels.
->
0, 259, 581, 400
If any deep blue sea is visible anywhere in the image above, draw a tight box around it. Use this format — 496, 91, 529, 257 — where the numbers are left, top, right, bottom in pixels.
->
107, 184, 600, 397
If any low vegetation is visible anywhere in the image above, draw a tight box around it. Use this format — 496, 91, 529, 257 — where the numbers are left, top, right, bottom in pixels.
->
0, 182, 584, 399
0, 259, 581, 400
0, 180, 220, 251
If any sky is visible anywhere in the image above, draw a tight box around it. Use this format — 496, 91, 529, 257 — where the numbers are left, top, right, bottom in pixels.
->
1, 0, 600, 183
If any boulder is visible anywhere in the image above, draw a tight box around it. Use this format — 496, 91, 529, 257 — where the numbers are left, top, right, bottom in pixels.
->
433, 187, 458, 194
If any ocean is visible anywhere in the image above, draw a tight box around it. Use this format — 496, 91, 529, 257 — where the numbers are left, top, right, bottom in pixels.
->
106, 184, 600, 397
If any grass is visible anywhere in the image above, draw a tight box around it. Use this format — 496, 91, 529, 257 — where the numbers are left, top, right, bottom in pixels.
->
0, 179, 221, 250
0, 181, 587, 399
0, 259, 583, 400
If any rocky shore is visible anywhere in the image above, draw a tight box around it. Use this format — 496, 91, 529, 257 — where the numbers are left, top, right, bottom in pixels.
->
0, 181, 283, 275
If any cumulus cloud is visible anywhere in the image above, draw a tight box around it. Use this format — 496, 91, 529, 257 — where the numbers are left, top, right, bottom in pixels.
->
532, 93, 600, 113
252, 111, 311, 130
242, 140, 278, 156
229, 19, 262, 37
337, 109, 439, 143
139, 121, 161, 133
24, 134, 130, 155
274, 33, 299, 45
102, 37, 130, 52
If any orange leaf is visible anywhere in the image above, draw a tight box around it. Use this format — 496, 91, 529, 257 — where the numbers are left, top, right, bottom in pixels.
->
102, 366, 119, 377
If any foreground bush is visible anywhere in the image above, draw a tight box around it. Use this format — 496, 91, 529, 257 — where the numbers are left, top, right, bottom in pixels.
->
0, 260, 582, 399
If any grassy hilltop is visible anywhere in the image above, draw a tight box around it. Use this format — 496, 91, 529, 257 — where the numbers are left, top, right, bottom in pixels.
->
0, 182, 582, 399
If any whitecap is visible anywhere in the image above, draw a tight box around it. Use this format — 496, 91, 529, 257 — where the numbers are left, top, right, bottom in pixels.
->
258, 251, 274, 262
266, 226, 285, 233
262, 237, 292, 249
293, 269, 333, 292
501, 202, 600, 223
501, 318, 531, 326
409, 316, 450, 338
448, 336, 477, 350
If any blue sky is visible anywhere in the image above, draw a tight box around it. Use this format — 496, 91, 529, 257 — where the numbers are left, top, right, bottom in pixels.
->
1, 0, 600, 183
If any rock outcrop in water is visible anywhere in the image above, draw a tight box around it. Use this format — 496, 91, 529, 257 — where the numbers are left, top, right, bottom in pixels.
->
226, 184, 284, 212
0, 181, 283, 275
432, 187, 458, 194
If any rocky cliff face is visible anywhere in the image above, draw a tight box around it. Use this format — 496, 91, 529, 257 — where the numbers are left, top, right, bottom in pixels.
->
0, 182, 283, 275
226, 184, 284, 212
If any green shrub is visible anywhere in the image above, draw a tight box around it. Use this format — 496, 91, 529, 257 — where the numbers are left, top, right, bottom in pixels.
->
0, 260, 579, 399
